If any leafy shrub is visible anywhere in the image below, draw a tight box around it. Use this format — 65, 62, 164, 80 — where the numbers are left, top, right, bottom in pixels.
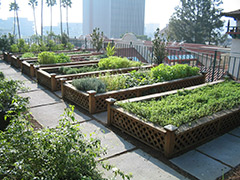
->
38, 51, 56, 64
0, 79, 28, 130
21, 52, 36, 58
55, 53, 70, 63
118, 80, 240, 127
10, 44, 19, 53
150, 64, 199, 82
29, 43, 39, 52
98, 56, 142, 69
0, 107, 131, 179
66, 42, 74, 50
72, 78, 106, 93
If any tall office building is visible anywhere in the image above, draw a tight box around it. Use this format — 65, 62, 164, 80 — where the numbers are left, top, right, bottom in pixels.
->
83, 0, 145, 38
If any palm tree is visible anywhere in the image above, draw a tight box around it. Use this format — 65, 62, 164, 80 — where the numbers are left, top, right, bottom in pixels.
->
28, 0, 38, 36
41, 0, 43, 39
62, 0, 72, 37
59, 0, 63, 39
46, 0, 56, 34
9, 1, 21, 39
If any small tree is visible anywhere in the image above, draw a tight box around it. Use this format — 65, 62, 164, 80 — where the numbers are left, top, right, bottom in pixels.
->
152, 28, 168, 64
90, 28, 104, 52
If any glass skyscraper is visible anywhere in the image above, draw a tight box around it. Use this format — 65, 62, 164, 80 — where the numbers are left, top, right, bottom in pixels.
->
83, 0, 145, 38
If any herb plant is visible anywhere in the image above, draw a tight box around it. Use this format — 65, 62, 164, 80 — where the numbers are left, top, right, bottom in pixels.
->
118, 81, 240, 127
72, 78, 106, 93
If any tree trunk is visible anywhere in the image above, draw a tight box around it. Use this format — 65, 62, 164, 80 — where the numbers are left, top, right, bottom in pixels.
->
13, 11, 16, 35
66, 6, 69, 37
41, 0, 43, 39
16, 8, 21, 39
33, 7, 38, 36
60, 0, 63, 38
50, 5, 52, 33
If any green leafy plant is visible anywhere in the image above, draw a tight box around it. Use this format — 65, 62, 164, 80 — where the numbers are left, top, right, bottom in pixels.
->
98, 56, 142, 70
38, 51, 56, 64
10, 44, 19, 53
118, 80, 240, 127
72, 78, 106, 93
99, 73, 127, 91
0, 72, 4, 80
0, 79, 28, 130
0, 106, 132, 179
21, 52, 36, 58
55, 53, 70, 63
59, 65, 100, 75
106, 42, 116, 57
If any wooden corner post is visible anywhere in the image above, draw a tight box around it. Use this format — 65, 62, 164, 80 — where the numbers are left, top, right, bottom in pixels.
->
87, 90, 97, 114
164, 124, 178, 158
30, 63, 35, 77
50, 73, 57, 91
106, 98, 116, 126
60, 78, 67, 98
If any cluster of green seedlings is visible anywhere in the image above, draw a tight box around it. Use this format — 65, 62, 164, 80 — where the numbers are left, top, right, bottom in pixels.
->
72, 64, 200, 93
118, 80, 240, 127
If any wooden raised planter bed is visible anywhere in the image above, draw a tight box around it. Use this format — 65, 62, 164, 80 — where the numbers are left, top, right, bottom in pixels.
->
37, 64, 153, 91
106, 80, 240, 158
21, 51, 102, 77
62, 73, 206, 114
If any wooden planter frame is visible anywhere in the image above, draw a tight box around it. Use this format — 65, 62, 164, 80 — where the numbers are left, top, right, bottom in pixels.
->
106, 80, 240, 158
37, 64, 153, 91
62, 73, 206, 114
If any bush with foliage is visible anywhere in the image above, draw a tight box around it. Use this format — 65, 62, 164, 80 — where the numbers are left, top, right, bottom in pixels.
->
72, 78, 106, 93
0, 33, 15, 52
118, 80, 240, 127
38, 51, 56, 64
98, 56, 142, 70
55, 53, 71, 63
90, 28, 104, 52
0, 106, 131, 179
0, 79, 28, 130
21, 52, 36, 59
38, 52, 70, 64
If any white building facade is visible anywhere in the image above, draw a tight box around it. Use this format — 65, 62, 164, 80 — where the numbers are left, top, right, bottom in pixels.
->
83, 0, 145, 38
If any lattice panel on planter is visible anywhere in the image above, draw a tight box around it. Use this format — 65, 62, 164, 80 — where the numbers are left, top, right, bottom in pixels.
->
64, 85, 89, 111
173, 121, 218, 153
218, 109, 240, 134
22, 64, 31, 76
111, 108, 165, 153
38, 73, 51, 89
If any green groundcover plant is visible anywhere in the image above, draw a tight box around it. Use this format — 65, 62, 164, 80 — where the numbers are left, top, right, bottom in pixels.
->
21, 52, 36, 59
0, 106, 132, 180
59, 56, 142, 75
72, 64, 200, 93
118, 80, 240, 127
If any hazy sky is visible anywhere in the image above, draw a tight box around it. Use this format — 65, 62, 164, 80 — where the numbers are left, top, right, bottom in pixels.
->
0, 0, 239, 31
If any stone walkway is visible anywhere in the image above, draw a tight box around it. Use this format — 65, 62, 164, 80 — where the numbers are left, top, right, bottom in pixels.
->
1, 59, 240, 180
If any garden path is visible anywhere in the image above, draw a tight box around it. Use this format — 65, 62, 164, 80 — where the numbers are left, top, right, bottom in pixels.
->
1, 59, 240, 180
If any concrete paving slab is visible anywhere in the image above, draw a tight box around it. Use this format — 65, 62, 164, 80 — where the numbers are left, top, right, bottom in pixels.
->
20, 89, 61, 107
197, 134, 240, 167
4, 72, 30, 81
30, 102, 91, 128
0, 61, 11, 70
229, 127, 240, 137
170, 150, 230, 180
79, 120, 135, 159
1, 67, 20, 75
103, 149, 188, 180
54, 91, 62, 99
93, 111, 107, 124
